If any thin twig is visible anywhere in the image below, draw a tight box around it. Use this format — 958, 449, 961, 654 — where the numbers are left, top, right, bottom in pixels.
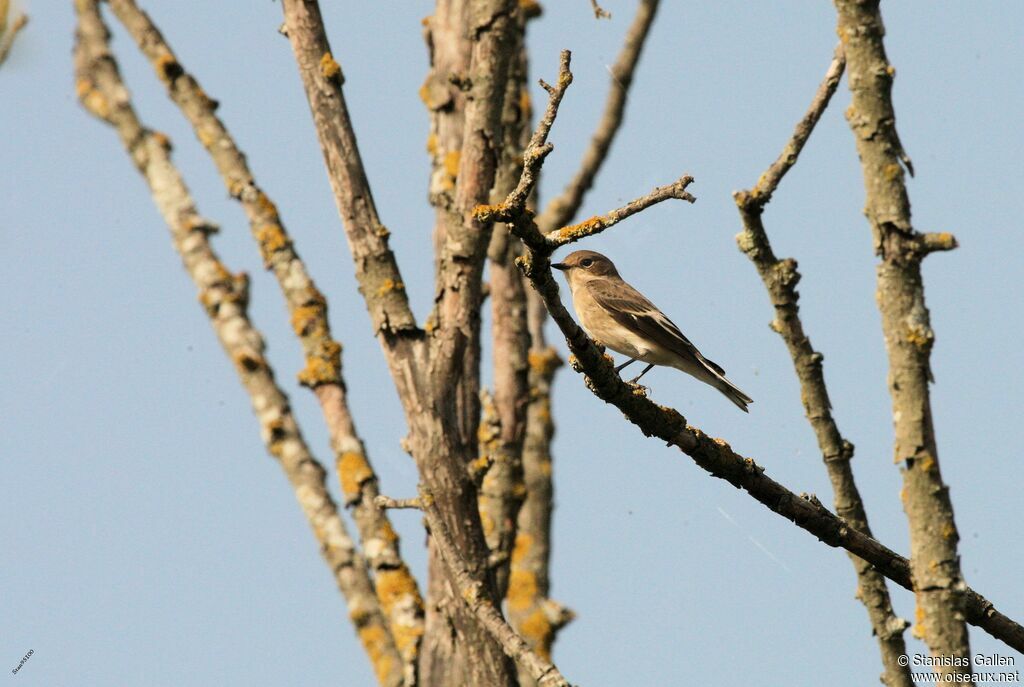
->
73, 5, 403, 684
740, 44, 845, 210
589, 0, 611, 20
489, 49, 1024, 656
0, 10, 27, 68
537, 0, 659, 233
735, 46, 912, 687
375, 496, 424, 511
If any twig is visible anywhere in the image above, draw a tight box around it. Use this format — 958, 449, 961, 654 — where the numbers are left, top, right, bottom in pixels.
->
73, 5, 403, 684
0, 9, 27, 68
740, 44, 845, 210
537, 0, 659, 233
375, 496, 424, 511
421, 491, 571, 687
735, 46, 912, 687
589, 0, 611, 20
104, 3, 425, 677
489, 49, 1024, 656
546, 175, 694, 247
836, 0, 971, 679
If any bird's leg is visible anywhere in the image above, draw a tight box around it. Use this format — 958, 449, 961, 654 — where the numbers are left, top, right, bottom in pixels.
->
627, 363, 654, 385
615, 358, 637, 373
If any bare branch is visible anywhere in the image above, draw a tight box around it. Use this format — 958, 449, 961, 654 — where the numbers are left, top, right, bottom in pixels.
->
104, 3, 425, 676
537, 0, 659, 233
277, 0, 419, 345
740, 44, 846, 210
375, 496, 424, 511
547, 174, 694, 247
588, 0, 611, 20
735, 47, 912, 687
492, 49, 1024, 657
0, 7, 27, 68
73, 5, 403, 683
421, 491, 571, 687
836, 0, 971, 677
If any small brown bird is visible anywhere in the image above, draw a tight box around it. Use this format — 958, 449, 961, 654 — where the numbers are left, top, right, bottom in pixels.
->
552, 250, 753, 412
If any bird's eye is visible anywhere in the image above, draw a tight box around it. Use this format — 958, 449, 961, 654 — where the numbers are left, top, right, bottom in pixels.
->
581, 258, 593, 268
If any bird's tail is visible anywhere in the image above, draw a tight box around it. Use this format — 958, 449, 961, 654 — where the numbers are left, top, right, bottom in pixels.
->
711, 374, 753, 413
693, 354, 753, 413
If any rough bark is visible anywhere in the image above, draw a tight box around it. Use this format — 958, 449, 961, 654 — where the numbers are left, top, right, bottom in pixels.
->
735, 46, 912, 687
834, 1, 972, 680
279, 2, 519, 684
73, 5, 403, 683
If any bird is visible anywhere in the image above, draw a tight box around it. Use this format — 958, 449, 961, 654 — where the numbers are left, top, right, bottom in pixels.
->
551, 250, 753, 412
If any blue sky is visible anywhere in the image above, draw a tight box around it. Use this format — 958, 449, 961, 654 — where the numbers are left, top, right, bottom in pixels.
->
2, 1, 1022, 685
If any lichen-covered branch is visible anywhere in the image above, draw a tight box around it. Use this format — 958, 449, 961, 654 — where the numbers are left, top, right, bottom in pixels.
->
104, 5, 425, 675
281, 2, 519, 684
834, 1, 970, 679
420, 490, 571, 687
73, 5, 402, 684
735, 46, 912, 687
536, 0, 659, 233
0, 1, 28, 69
481, 48, 1024, 657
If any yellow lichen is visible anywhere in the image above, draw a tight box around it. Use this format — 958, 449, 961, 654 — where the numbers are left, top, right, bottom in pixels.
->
426, 132, 438, 156
355, 623, 395, 686
478, 509, 495, 537
255, 223, 289, 263
519, 88, 532, 114
912, 602, 926, 639
297, 350, 341, 387
378, 520, 399, 544
376, 569, 421, 608
518, 608, 552, 659
886, 64, 896, 77
319, 52, 342, 81
883, 163, 903, 181
941, 522, 956, 540
557, 216, 603, 242
337, 450, 374, 499
507, 569, 538, 611
918, 451, 936, 472
443, 150, 461, 179
290, 303, 324, 338
377, 278, 404, 296
255, 191, 279, 219
905, 327, 931, 349
511, 532, 533, 564
527, 348, 561, 377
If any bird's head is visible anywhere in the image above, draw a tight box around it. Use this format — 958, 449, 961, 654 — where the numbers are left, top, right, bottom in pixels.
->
551, 250, 620, 284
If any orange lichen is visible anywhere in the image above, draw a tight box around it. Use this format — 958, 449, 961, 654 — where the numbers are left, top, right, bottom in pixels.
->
518, 609, 552, 659
376, 569, 421, 609
539, 459, 552, 477
290, 303, 325, 338
355, 623, 396, 685
319, 52, 342, 81
918, 451, 936, 472
941, 522, 956, 540
255, 223, 289, 263
905, 327, 931, 349
337, 450, 374, 499
519, 88, 532, 114
297, 350, 341, 387
506, 569, 538, 611
557, 216, 603, 242
527, 348, 561, 377
377, 520, 399, 544
883, 163, 903, 181
511, 532, 533, 564
912, 602, 926, 639
426, 132, 438, 156
377, 278, 404, 296
255, 191, 279, 219
443, 150, 461, 179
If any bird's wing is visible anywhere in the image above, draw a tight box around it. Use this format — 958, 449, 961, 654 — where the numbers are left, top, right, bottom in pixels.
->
584, 279, 726, 375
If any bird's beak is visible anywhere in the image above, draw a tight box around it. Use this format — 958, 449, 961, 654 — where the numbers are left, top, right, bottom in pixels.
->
551, 262, 568, 271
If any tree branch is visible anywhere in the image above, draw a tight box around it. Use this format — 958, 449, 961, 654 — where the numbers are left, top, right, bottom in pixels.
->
104, 6, 426, 676
536, 0, 659, 233
420, 490, 571, 687
485, 48, 1024, 656
835, 1, 971, 679
740, 44, 845, 210
0, 5, 27, 69
735, 46, 912, 687
73, 5, 403, 683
